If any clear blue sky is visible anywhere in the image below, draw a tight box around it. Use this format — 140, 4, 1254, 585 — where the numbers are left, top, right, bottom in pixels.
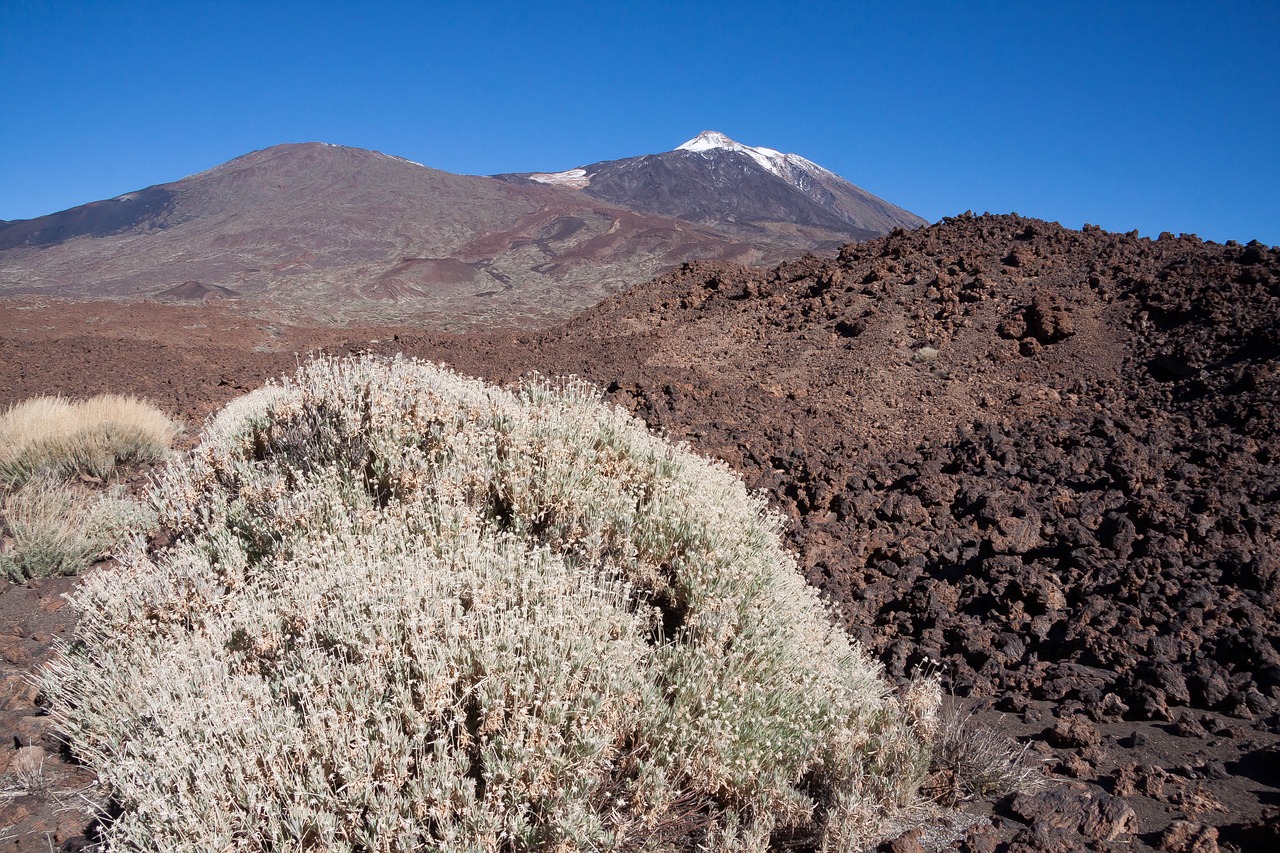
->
2, 1, 1277, 244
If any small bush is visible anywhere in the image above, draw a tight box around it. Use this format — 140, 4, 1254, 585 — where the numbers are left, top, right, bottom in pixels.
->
0, 394, 180, 487
1, 477, 157, 581
46, 356, 941, 851
913, 346, 940, 363
924, 706, 1045, 805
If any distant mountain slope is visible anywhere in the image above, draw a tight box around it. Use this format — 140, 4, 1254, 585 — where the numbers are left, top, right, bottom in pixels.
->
0, 186, 179, 251
0, 136, 926, 327
503, 131, 926, 250
0, 143, 777, 327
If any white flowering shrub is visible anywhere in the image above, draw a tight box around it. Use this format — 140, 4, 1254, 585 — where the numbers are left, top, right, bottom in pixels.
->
45, 356, 939, 852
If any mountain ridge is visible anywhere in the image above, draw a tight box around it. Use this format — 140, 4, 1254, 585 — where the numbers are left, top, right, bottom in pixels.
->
502, 130, 926, 248
0, 142, 768, 326
0, 136, 927, 326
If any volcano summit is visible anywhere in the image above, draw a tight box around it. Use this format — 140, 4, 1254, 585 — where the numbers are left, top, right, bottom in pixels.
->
507, 130, 926, 249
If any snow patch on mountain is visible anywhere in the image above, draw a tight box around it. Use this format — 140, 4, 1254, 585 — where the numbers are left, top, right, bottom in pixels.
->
677, 131, 840, 202
677, 131, 789, 176
528, 168, 591, 189
379, 152, 428, 169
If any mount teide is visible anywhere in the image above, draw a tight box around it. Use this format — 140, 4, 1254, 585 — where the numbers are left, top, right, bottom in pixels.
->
0, 135, 926, 327
504, 131, 926, 249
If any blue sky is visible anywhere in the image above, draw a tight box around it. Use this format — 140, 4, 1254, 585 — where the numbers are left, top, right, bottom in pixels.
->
2, 1, 1277, 244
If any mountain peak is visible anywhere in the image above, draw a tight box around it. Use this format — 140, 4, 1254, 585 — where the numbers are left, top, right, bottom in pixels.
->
512, 132, 927, 246
674, 130, 812, 182
676, 130, 745, 152
675, 131, 786, 163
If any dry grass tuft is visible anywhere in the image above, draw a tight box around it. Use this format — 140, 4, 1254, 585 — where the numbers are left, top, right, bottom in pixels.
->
923, 706, 1046, 805
0, 477, 157, 581
0, 394, 180, 487
45, 355, 944, 852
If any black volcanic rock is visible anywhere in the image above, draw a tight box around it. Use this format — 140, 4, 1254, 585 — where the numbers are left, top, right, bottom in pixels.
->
502, 130, 927, 250
403, 214, 1279, 733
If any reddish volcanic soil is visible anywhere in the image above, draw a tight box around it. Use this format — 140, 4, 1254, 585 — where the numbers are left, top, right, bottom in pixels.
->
2, 214, 1278, 851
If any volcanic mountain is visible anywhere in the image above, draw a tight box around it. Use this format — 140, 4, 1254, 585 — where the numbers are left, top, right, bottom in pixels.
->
0, 143, 765, 328
502, 130, 926, 249
0, 137, 925, 327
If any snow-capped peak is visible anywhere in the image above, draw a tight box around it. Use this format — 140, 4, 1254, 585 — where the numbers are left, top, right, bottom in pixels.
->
675, 130, 833, 185
677, 131, 756, 153
676, 131, 787, 174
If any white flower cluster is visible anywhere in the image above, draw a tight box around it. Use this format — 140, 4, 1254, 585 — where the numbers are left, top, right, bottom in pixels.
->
44, 355, 940, 852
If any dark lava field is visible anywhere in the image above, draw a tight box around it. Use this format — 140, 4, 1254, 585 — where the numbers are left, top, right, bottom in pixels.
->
2, 214, 1277, 851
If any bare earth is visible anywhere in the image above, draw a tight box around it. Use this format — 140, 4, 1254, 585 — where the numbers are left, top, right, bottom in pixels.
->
1, 214, 1277, 851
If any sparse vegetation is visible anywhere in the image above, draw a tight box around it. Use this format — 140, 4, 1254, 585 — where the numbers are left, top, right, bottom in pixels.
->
0, 394, 180, 488
0, 393, 174, 581
912, 346, 939, 363
0, 477, 157, 581
924, 706, 1045, 805
8, 750, 51, 797
45, 355, 942, 852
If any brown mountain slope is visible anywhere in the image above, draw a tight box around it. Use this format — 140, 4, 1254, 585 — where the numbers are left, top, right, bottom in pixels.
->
0, 143, 800, 328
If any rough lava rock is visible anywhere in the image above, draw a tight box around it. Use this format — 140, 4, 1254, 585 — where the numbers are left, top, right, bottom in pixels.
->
3, 213, 1278, 851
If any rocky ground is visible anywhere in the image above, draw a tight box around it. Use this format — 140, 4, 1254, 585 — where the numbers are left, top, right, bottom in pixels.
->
1, 214, 1277, 850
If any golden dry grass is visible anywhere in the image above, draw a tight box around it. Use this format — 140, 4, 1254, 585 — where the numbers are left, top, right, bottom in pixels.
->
0, 394, 180, 487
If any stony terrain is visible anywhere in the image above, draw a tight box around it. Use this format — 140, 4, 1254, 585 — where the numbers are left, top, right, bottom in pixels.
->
1, 214, 1277, 850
